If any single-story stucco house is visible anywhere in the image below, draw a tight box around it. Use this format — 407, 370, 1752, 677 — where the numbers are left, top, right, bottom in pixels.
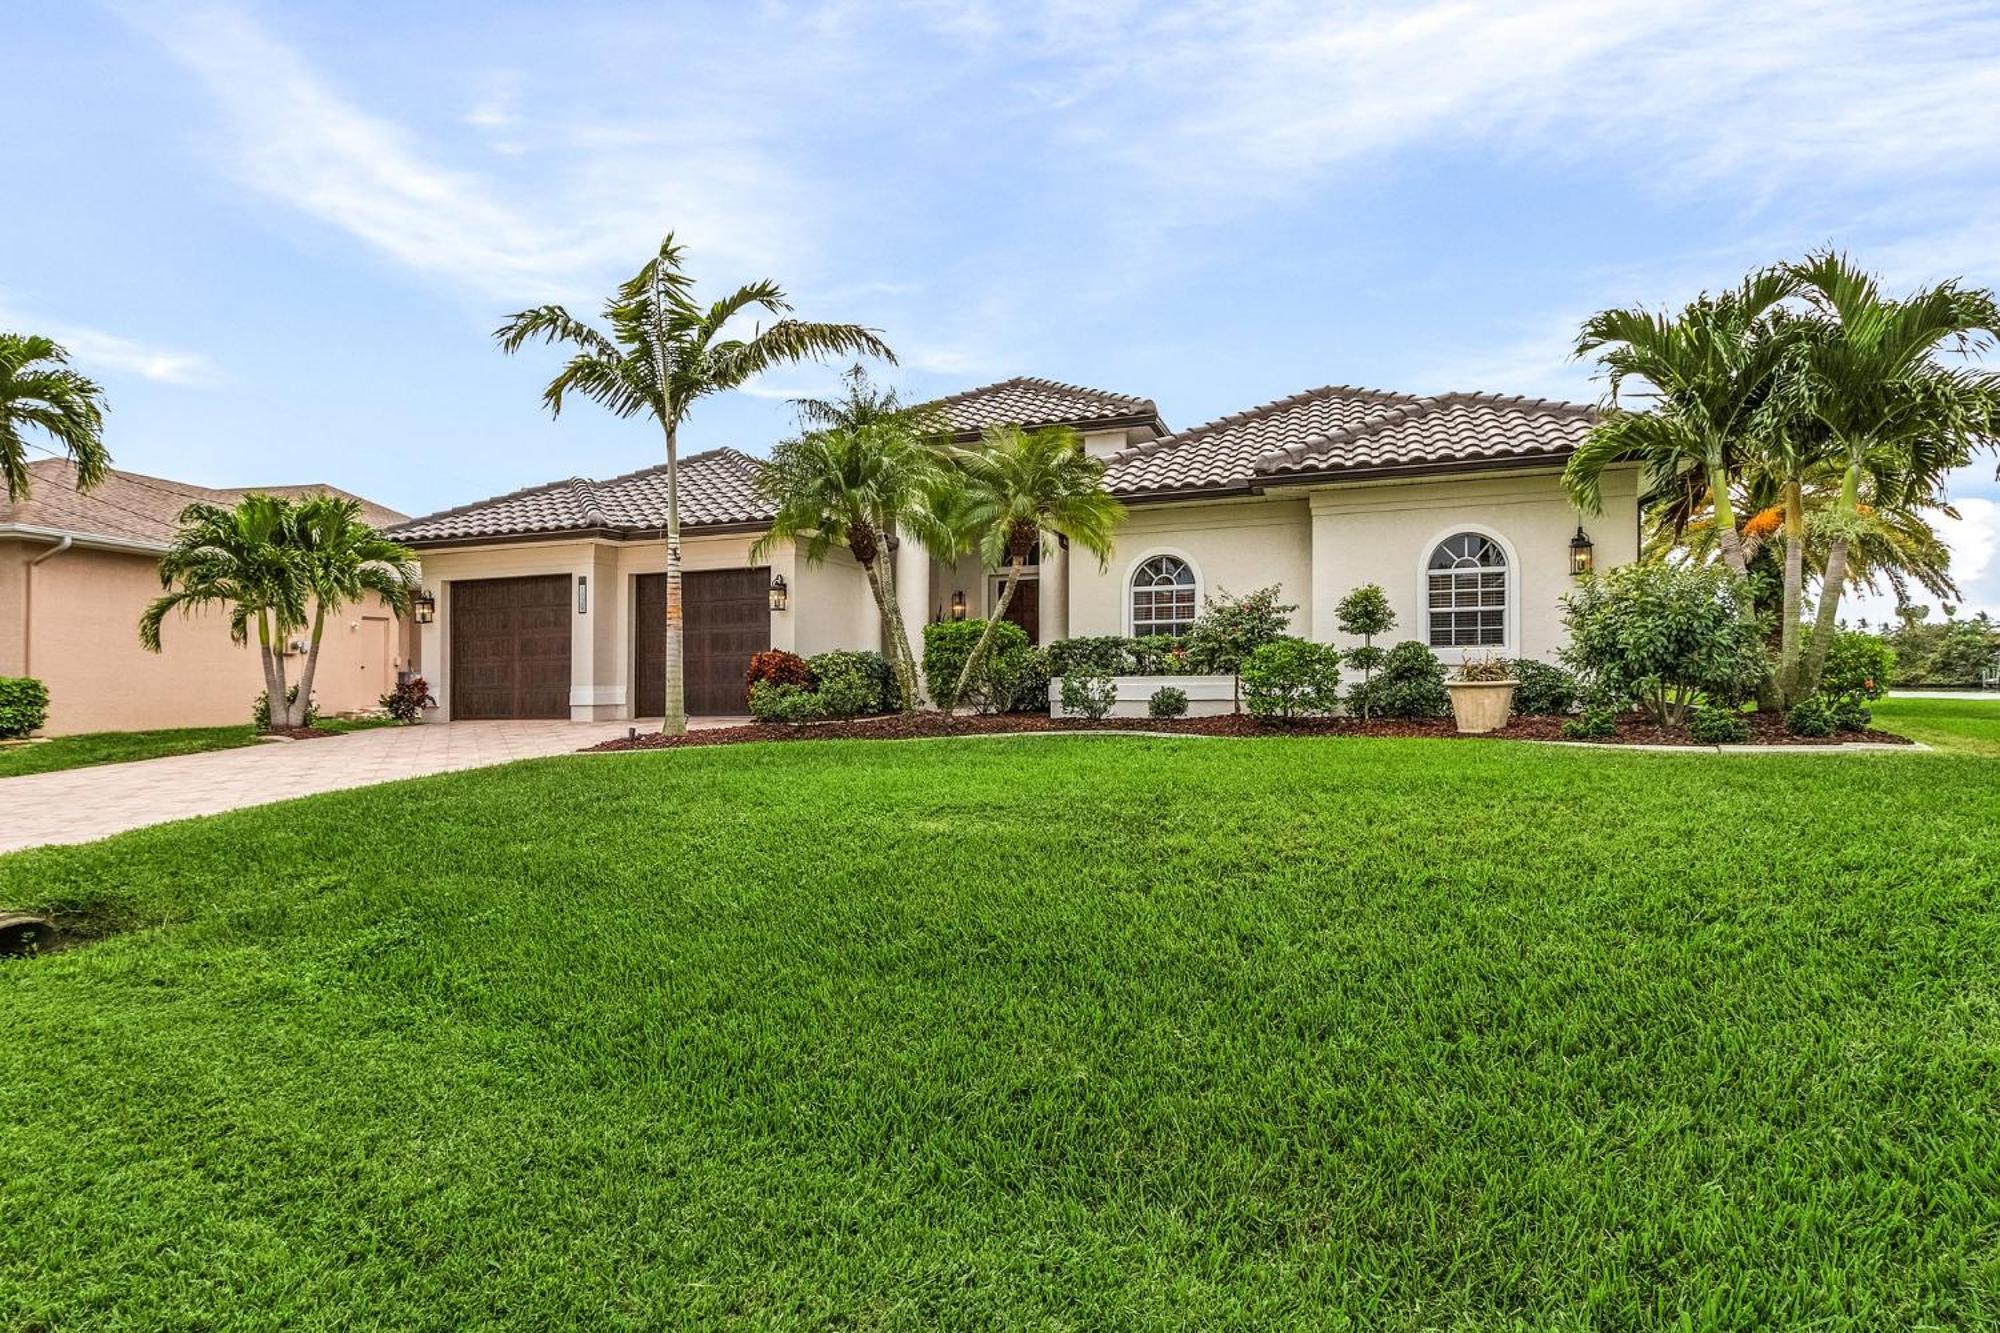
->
387, 377, 1640, 721
0, 460, 419, 735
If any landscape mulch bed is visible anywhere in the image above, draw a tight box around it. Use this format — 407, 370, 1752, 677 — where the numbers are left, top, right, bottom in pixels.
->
261, 726, 341, 741
585, 711, 1912, 753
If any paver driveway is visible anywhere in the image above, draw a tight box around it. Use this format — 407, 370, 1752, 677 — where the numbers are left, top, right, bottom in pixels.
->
0, 719, 742, 853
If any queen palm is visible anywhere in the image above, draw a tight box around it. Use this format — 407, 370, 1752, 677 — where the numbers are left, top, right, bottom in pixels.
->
140, 495, 308, 727
941, 424, 1125, 713
752, 417, 950, 711
286, 496, 419, 725
1779, 252, 2000, 696
2, 333, 109, 502
1565, 270, 1799, 583
497, 234, 894, 735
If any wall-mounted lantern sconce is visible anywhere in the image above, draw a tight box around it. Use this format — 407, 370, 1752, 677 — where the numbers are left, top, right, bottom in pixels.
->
1568, 526, 1594, 577
950, 589, 967, 621
576, 575, 589, 614
413, 589, 437, 624
768, 574, 789, 612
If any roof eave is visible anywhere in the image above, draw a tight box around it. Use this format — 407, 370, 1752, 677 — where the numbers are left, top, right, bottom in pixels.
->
0, 522, 170, 555
1113, 450, 1580, 504
391, 517, 773, 551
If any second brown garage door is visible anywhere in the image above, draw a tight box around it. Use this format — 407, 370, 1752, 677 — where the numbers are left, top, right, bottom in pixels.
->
450, 575, 573, 719
635, 567, 771, 716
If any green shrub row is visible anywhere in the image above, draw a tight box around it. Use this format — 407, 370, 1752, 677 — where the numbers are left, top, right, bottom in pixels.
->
0, 676, 50, 739
747, 650, 901, 723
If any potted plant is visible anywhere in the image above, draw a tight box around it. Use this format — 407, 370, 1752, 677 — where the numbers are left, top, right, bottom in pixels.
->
1446, 655, 1518, 733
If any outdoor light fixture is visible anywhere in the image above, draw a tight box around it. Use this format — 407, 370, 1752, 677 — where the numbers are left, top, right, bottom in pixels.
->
950, 589, 967, 621
768, 574, 789, 612
1569, 526, 1595, 577
576, 575, 589, 614
413, 589, 436, 625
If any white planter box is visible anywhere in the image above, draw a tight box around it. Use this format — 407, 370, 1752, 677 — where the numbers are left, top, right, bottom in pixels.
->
1049, 673, 1239, 719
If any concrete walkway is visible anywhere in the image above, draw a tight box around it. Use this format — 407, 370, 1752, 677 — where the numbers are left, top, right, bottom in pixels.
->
0, 718, 743, 854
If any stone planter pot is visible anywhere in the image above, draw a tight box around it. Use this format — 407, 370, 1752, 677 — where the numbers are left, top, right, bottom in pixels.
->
1446, 679, 1518, 733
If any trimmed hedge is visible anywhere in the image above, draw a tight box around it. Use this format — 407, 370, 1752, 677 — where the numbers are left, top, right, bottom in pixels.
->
0, 676, 50, 739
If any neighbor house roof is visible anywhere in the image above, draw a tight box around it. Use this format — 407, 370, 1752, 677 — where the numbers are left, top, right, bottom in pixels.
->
922, 376, 1167, 439
387, 448, 768, 546
1103, 386, 1597, 497
0, 459, 409, 552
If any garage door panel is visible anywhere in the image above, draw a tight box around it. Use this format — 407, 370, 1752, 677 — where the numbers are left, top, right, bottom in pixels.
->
450, 575, 574, 719
636, 568, 769, 716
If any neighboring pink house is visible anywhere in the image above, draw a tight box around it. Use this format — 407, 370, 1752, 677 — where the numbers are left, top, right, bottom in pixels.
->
0, 460, 418, 736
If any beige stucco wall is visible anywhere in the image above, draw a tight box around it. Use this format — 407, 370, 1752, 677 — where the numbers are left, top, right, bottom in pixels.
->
1301, 467, 1640, 664
414, 532, 875, 720
2, 538, 413, 735
1068, 497, 1317, 638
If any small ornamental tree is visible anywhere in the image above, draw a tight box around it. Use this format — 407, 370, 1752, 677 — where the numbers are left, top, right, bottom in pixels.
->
1185, 585, 1297, 711
1560, 562, 1770, 726
1334, 583, 1395, 721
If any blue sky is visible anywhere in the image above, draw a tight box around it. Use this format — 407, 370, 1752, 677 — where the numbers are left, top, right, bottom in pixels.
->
8, 0, 2000, 619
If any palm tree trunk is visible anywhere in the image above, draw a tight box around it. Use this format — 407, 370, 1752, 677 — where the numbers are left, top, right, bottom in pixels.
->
1776, 480, 1806, 706
660, 419, 687, 737
861, 558, 922, 711
1708, 462, 1750, 580
1797, 463, 1862, 699
291, 603, 327, 727
948, 561, 1022, 716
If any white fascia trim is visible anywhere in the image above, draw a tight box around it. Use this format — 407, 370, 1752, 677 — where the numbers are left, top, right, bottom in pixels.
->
0, 522, 169, 556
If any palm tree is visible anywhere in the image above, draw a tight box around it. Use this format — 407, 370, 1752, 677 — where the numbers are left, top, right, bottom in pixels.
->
751, 417, 951, 711
140, 495, 308, 727
287, 496, 419, 724
1565, 270, 1799, 582
496, 234, 894, 735
940, 424, 1125, 713
2, 333, 109, 502
1779, 252, 2000, 696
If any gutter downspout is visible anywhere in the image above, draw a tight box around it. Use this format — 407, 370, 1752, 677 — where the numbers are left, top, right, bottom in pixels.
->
23, 536, 73, 678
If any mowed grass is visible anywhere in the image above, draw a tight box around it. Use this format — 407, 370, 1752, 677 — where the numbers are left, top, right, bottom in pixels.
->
1872, 694, 2000, 756
0, 716, 400, 778
3, 721, 1999, 1329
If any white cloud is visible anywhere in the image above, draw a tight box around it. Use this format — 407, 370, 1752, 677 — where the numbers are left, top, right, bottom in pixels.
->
122, 4, 817, 305
0, 299, 219, 386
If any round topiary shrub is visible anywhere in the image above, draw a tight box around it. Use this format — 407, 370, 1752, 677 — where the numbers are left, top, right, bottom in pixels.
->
1148, 686, 1189, 719
1351, 641, 1449, 719
0, 676, 51, 739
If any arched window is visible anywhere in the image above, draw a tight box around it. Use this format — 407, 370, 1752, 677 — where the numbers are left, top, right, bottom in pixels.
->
1426, 532, 1508, 647
1130, 555, 1197, 637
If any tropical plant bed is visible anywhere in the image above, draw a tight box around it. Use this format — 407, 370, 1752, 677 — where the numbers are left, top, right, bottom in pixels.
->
585, 710, 1913, 752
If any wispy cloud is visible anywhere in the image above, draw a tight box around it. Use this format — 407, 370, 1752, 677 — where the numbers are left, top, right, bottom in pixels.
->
1, 298, 219, 386
121, 4, 817, 305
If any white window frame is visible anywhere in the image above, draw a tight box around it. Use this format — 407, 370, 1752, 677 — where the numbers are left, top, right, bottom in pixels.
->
1416, 524, 1519, 661
1123, 548, 1201, 638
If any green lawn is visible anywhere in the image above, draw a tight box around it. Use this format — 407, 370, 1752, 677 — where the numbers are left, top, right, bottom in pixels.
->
0, 716, 400, 778
1871, 694, 2000, 756
3, 713, 1998, 1328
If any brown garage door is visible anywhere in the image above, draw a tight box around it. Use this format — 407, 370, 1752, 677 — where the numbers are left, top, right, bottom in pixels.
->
450, 575, 572, 719
635, 567, 770, 716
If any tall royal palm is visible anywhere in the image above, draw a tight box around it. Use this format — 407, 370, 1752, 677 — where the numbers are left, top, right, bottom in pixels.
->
496, 234, 894, 735
287, 496, 419, 724
942, 424, 1125, 713
1780, 251, 2000, 696
2, 333, 109, 502
140, 495, 308, 727
1564, 270, 1799, 583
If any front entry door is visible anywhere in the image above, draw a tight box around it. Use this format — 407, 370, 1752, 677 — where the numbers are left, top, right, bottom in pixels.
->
993, 575, 1040, 645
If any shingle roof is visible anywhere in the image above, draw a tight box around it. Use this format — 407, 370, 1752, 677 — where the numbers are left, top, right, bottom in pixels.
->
0, 459, 408, 549
923, 376, 1165, 437
387, 448, 767, 545
1103, 386, 1596, 496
